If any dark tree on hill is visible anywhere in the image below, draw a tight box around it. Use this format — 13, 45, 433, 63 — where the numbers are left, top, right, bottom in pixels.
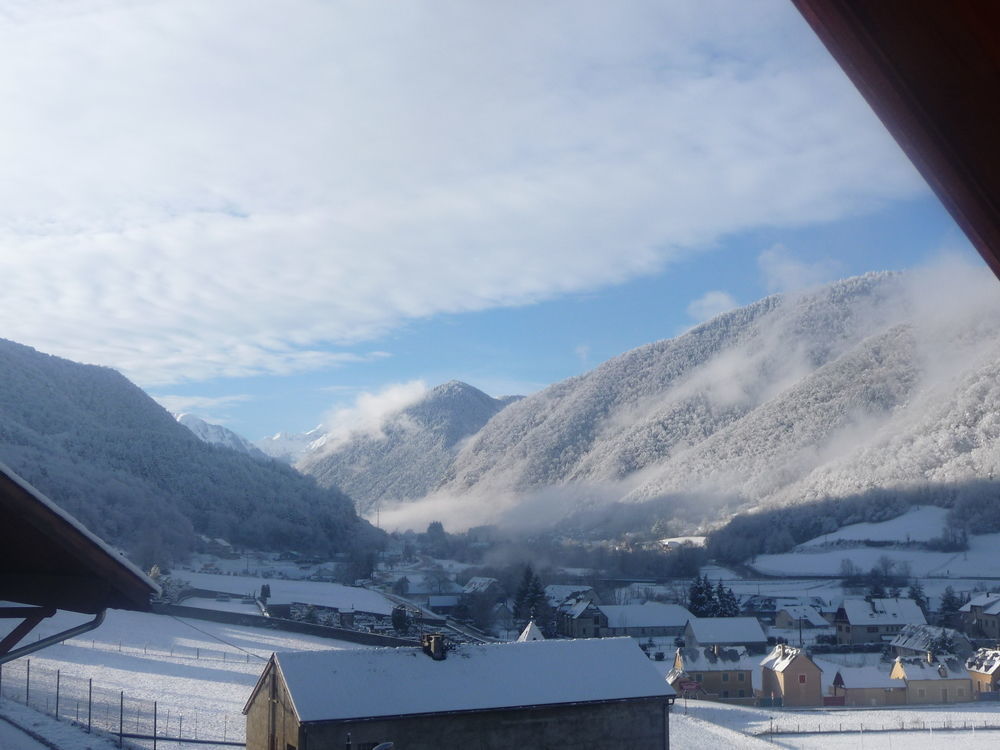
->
687, 575, 714, 617
715, 581, 741, 617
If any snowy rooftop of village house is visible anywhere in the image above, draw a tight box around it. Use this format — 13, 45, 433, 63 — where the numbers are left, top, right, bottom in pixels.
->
960, 592, 1000, 615
966, 648, 1000, 675
890, 623, 971, 655
832, 665, 903, 690
516, 621, 545, 642
600, 602, 693, 629
686, 617, 767, 645
544, 584, 595, 606
462, 576, 499, 595
777, 605, 828, 627
893, 655, 970, 681
760, 645, 815, 673
677, 646, 762, 672
269, 638, 674, 723
840, 597, 926, 626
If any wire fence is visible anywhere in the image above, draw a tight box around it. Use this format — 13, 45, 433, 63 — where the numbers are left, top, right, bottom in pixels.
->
759, 716, 1000, 737
0, 657, 246, 748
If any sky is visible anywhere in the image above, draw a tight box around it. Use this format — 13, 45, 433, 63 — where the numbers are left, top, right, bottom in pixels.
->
0, 0, 984, 441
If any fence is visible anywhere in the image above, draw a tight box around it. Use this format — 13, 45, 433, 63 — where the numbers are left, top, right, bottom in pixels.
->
0, 657, 245, 748
760, 716, 1000, 738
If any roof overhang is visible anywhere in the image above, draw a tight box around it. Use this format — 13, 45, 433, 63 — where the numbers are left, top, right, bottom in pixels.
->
0, 462, 159, 614
791, 0, 1000, 279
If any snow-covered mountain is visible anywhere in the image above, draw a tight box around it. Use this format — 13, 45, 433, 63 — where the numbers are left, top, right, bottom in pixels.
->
297, 381, 520, 514
372, 267, 1000, 534
256, 426, 326, 464
0, 338, 376, 565
176, 413, 268, 460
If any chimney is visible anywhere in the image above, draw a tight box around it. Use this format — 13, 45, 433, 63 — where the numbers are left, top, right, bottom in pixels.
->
422, 633, 446, 660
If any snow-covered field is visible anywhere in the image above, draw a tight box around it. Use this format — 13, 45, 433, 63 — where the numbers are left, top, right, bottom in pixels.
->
799, 506, 949, 547
0, 608, 368, 747
683, 699, 1000, 749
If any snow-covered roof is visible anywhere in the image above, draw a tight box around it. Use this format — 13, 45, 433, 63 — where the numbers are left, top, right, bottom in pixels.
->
565, 599, 597, 619
677, 646, 760, 673
544, 585, 595, 607
760, 645, 818, 673
777, 605, 828, 628
462, 576, 500, 595
600, 603, 693, 629
839, 598, 926, 627
960, 592, 1000, 615
967, 648, 1000, 676
893, 656, 970, 682
890, 623, 970, 655
517, 621, 545, 642
833, 665, 903, 690
267, 638, 674, 722
686, 617, 766, 645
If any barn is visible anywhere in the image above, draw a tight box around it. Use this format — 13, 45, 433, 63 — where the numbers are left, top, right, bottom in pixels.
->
243, 634, 675, 750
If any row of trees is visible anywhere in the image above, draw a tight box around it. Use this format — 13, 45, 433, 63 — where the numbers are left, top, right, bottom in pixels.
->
687, 575, 740, 617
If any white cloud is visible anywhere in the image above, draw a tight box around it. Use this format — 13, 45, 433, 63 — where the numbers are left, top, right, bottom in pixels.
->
0, 0, 924, 384
686, 290, 738, 323
317, 380, 429, 450
758, 244, 841, 294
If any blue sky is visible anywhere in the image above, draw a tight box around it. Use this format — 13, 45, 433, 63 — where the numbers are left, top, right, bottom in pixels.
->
0, 0, 985, 439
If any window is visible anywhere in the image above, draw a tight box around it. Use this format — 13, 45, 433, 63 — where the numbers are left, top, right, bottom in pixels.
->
738, 689, 745, 697
694, 673, 703, 682
721, 690, 729, 698
738, 672, 745, 681
867, 626, 878, 633
722, 672, 730, 682
918, 688, 925, 698
798, 674, 807, 684
958, 688, 966, 697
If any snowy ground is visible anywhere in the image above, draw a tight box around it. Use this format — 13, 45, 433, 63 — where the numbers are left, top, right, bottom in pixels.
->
0, 608, 369, 747
182, 596, 260, 614
682, 698, 1000, 748
799, 506, 950, 547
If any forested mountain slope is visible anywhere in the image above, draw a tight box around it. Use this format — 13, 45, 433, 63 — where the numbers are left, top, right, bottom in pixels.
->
298, 381, 519, 514
0, 339, 375, 565
377, 268, 1000, 536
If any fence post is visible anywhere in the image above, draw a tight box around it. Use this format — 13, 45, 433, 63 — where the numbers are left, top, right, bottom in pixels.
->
0, 662, 3, 698
153, 701, 157, 750
88, 679, 92, 733
55, 670, 60, 720
25, 659, 30, 706
119, 690, 123, 748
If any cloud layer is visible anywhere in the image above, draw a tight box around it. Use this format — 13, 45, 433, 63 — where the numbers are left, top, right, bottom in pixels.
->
0, 0, 923, 384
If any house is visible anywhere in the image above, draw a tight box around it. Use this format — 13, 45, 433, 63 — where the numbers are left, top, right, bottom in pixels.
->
556, 598, 607, 638
243, 636, 675, 750
965, 648, 1000, 694
774, 605, 829, 630
960, 592, 1000, 638
890, 623, 972, 660
890, 655, 973, 704
834, 598, 926, 645
760, 644, 823, 707
742, 595, 828, 625
668, 646, 759, 704
830, 666, 906, 707
684, 617, 768, 651
599, 603, 693, 638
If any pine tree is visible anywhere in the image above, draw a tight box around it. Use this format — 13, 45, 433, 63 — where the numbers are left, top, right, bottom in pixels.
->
908, 580, 928, 614
514, 565, 535, 621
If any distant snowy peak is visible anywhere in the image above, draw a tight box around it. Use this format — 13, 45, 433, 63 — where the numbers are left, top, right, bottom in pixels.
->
255, 426, 326, 464
176, 414, 268, 460
297, 380, 521, 514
